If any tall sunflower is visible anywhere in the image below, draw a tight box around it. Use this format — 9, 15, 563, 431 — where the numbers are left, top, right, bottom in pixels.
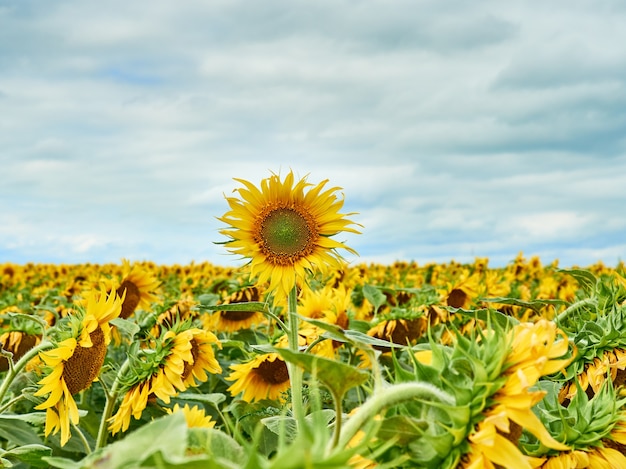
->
218, 170, 361, 299
34, 289, 122, 446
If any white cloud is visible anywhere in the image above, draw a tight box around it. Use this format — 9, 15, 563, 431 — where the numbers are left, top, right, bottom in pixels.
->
1, 0, 625, 267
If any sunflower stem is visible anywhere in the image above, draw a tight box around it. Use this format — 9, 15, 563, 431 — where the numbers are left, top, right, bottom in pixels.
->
0, 340, 53, 408
555, 297, 597, 324
331, 392, 343, 449
286, 286, 306, 427
335, 381, 455, 450
72, 421, 92, 455
0, 393, 26, 415
95, 358, 131, 449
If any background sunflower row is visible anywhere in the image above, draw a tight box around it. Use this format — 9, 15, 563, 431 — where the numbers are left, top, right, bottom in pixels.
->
0, 255, 625, 468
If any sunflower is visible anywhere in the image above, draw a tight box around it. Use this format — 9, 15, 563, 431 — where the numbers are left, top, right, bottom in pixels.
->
226, 352, 291, 403
219, 170, 361, 299
34, 289, 122, 446
151, 297, 199, 336
112, 259, 161, 319
0, 330, 41, 371
560, 348, 626, 402
466, 320, 572, 452
167, 403, 216, 428
367, 317, 426, 349
108, 323, 222, 435
523, 380, 626, 468
208, 285, 267, 333
403, 317, 572, 468
439, 272, 481, 309
181, 328, 222, 388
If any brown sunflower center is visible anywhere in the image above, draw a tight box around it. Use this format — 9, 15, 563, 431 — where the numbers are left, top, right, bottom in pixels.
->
255, 357, 289, 385
258, 207, 315, 262
117, 279, 141, 319
0, 332, 40, 371
63, 327, 107, 395
447, 288, 468, 308
220, 310, 256, 321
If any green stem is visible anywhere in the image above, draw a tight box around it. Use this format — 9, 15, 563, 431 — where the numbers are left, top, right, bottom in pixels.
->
0, 340, 53, 407
0, 393, 25, 415
286, 286, 305, 426
335, 381, 455, 450
555, 297, 597, 324
95, 358, 131, 449
72, 421, 92, 455
331, 392, 343, 449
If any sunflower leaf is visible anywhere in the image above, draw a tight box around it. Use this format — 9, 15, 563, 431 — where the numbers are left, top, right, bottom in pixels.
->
271, 347, 369, 401
0, 416, 44, 446
299, 315, 401, 349
175, 392, 227, 407
557, 268, 598, 295
197, 302, 268, 313
110, 317, 140, 339
362, 284, 387, 315
0, 444, 52, 468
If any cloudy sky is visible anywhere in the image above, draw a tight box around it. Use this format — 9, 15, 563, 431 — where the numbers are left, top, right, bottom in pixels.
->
1, 0, 625, 269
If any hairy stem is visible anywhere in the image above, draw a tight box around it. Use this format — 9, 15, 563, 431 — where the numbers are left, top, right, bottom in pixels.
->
95, 358, 131, 449
286, 286, 305, 426
336, 381, 455, 450
0, 341, 53, 407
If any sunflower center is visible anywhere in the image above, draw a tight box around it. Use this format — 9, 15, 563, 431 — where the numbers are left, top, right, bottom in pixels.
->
220, 310, 256, 321
258, 208, 314, 260
447, 288, 468, 308
63, 327, 107, 395
255, 357, 289, 385
117, 280, 141, 319
0, 332, 40, 372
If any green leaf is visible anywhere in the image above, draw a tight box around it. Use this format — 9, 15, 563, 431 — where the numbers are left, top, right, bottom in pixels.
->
0, 416, 44, 446
481, 297, 567, 315
453, 307, 519, 328
299, 316, 400, 349
42, 456, 81, 469
272, 348, 369, 401
186, 427, 245, 466
49, 412, 189, 469
197, 302, 268, 313
110, 317, 140, 339
0, 444, 52, 468
557, 268, 597, 295
261, 415, 298, 440
376, 415, 427, 445
175, 392, 227, 407
362, 284, 386, 315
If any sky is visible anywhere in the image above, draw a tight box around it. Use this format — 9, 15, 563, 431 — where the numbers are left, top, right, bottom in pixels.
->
1, 0, 625, 269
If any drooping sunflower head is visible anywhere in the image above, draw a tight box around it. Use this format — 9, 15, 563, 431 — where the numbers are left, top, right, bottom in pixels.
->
0, 330, 41, 371
108, 259, 161, 319
78, 288, 123, 348
226, 352, 291, 403
219, 170, 361, 299
109, 320, 223, 435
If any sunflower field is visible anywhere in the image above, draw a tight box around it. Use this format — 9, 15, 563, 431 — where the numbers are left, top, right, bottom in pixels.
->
2, 172, 626, 469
